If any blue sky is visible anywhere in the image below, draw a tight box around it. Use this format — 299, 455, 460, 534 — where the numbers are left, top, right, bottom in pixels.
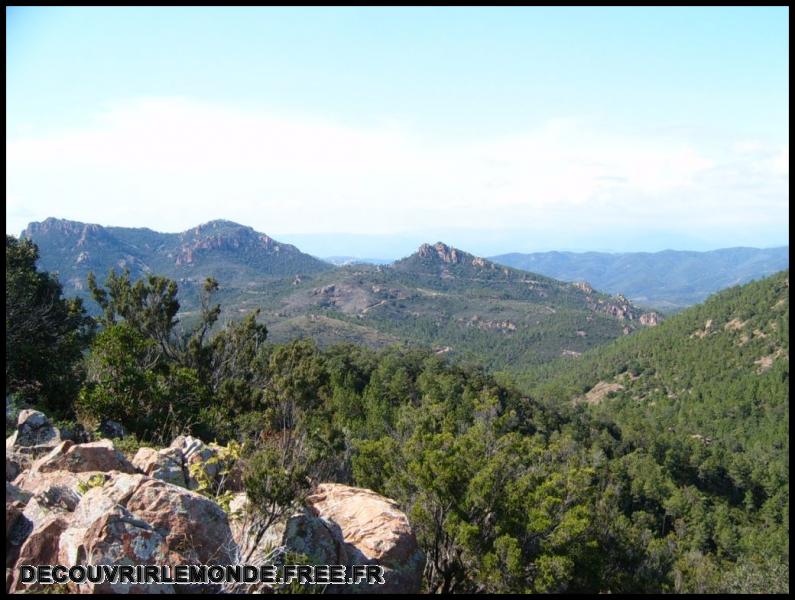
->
6, 7, 789, 256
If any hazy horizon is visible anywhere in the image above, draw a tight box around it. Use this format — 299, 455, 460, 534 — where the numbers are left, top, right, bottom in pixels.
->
15, 214, 789, 260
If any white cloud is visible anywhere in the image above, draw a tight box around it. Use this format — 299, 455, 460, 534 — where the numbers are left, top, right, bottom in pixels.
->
5, 97, 789, 241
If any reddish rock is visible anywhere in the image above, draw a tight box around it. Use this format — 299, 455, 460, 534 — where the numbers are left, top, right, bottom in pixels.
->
34, 440, 136, 474
9, 515, 70, 593
640, 312, 661, 326
125, 478, 235, 565
78, 506, 174, 594
58, 472, 147, 568
307, 483, 425, 593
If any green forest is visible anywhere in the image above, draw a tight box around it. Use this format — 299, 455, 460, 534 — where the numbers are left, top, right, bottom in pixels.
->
6, 235, 789, 593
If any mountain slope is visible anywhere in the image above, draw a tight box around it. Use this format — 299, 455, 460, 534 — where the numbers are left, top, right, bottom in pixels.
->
19, 221, 661, 374
526, 271, 788, 531
220, 242, 661, 373
522, 270, 790, 589
20, 218, 333, 295
490, 247, 789, 310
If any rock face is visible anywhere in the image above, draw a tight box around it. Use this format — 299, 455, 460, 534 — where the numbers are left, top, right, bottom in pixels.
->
640, 311, 661, 326
8, 516, 70, 593
307, 483, 425, 594
230, 494, 348, 567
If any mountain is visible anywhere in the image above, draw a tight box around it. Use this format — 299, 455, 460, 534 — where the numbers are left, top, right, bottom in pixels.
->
19, 218, 333, 296
490, 247, 789, 311
220, 241, 661, 374
19, 220, 662, 374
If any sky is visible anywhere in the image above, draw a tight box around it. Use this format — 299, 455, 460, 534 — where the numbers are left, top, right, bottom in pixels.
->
6, 7, 789, 257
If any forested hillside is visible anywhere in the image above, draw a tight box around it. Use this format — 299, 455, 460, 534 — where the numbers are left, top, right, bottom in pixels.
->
6, 235, 788, 593
518, 270, 790, 591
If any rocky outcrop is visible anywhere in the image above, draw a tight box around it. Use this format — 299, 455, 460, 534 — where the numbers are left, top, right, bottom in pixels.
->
6, 415, 236, 594
5, 412, 424, 595
464, 315, 517, 332
415, 242, 495, 273
418, 242, 464, 264
228, 485, 424, 594
307, 483, 425, 593
639, 312, 661, 326
230, 493, 348, 567
125, 479, 235, 566
132, 435, 237, 493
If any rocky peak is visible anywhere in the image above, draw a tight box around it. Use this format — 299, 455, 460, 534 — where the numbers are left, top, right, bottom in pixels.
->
21, 219, 110, 246
175, 221, 282, 265
417, 242, 464, 264
416, 242, 493, 269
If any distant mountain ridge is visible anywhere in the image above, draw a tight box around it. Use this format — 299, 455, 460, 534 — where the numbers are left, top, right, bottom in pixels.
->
236, 241, 661, 373
490, 247, 789, 310
18, 219, 661, 375
20, 218, 333, 294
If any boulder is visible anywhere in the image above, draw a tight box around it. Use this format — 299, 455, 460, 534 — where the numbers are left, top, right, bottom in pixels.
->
307, 483, 425, 593
58, 472, 147, 567
98, 419, 127, 439
5, 499, 32, 592
33, 439, 136, 474
78, 506, 174, 594
5, 451, 29, 481
8, 515, 70, 593
133, 446, 187, 488
225, 493, 346, 594
22, 485, 81, 530
170, 435, 219, 490
231, 493, 348, 567
13, 466, 100, 497
125, 478, 235, 564
6, 409, 62, 458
